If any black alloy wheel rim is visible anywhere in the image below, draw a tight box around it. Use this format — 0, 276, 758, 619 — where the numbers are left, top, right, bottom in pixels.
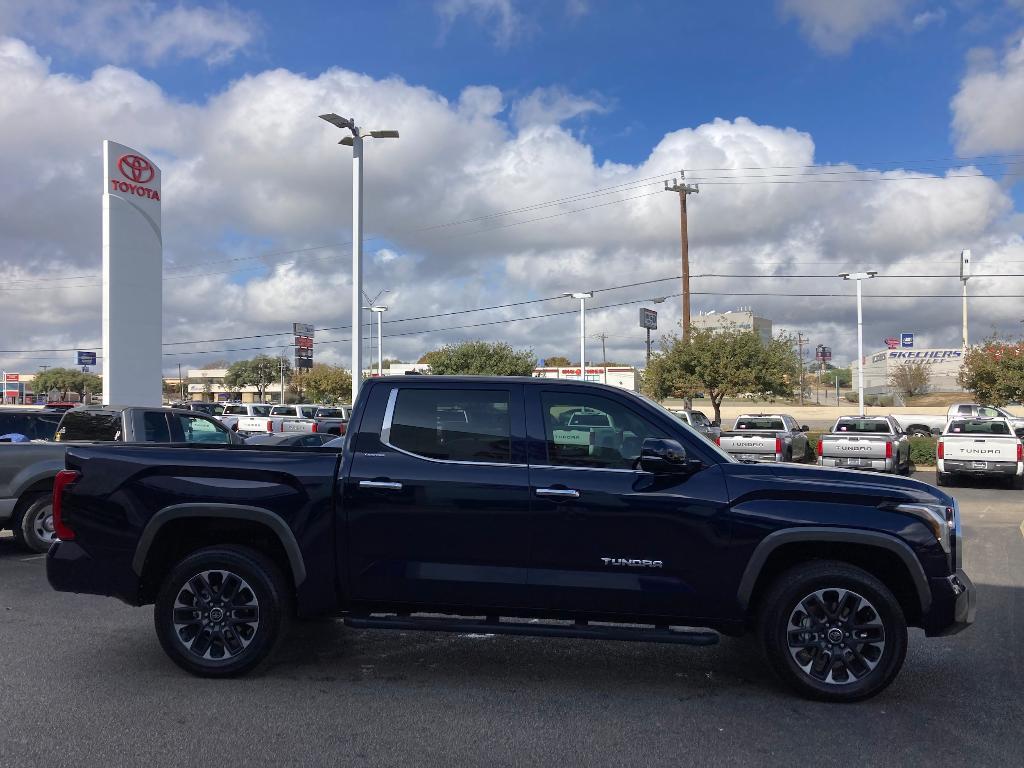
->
786, 588, 886, 686
172, 570, 261, 661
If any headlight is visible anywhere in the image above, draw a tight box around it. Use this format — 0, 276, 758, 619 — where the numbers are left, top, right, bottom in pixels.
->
894, 503, 955, 553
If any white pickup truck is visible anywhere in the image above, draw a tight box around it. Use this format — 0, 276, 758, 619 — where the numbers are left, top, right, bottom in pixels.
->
235, 404, 321, 435
219, 403, 272, 432
818, 415, 910, 474
937, 417, 1024, 489
717, 414, 810, 463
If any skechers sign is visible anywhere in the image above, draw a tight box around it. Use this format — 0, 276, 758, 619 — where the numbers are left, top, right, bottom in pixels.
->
887, 350, 962, 363
110, 154, 161, 200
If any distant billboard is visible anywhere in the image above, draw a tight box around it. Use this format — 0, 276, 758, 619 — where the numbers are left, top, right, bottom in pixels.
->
639, 308, 658, 330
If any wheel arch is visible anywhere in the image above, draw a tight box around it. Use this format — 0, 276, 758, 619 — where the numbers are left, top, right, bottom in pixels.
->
738, 528, 931, 623
133, 504, 307, 597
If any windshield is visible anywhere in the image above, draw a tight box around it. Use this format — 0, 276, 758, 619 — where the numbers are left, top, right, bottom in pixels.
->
834, 419, 892, 434
735, 418, 784, 431
632, 392, 735, 462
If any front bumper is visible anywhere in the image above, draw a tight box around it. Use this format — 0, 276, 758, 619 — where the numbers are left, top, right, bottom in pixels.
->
46, 540, 142, 606
922, 569, 975, 636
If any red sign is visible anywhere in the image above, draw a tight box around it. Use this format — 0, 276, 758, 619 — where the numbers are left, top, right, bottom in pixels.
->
118, 154, 154, 184
884, 337, 899, 349
5, 373, 19, 382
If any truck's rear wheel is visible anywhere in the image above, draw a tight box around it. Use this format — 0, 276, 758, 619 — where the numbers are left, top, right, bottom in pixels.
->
936, 471, 952, 487
12, 493, 56, 553
758, 561, 907, 702
154, 546, 291, 678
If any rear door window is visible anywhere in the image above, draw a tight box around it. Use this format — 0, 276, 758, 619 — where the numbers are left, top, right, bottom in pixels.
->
385, 388, 511, 463
174, 414, 231, 443
56, 411, 123, 441
142, 411, 172, 442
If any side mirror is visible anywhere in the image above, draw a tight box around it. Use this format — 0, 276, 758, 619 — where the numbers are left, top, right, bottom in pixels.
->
640, 438, 699, 474
801, 425, 810, 432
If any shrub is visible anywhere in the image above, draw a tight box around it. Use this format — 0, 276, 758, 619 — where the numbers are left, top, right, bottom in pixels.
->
909, 437, 937, 467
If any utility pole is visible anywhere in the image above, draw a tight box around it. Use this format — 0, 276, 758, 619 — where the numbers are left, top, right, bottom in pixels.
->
960, 249, 971, 349
596, 332, 609, 384
177, 362, 183, 401
665, 171, 698, 409
797, 333, 807, 407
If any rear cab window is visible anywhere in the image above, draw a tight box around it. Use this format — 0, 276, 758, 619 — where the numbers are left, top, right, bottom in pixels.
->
0, 412, 62, 440
834, 419, 892, 434
384, 388, 512, 463
56, 410, 123, 441
947, 420, 1010, 435
736, 418, 785, 430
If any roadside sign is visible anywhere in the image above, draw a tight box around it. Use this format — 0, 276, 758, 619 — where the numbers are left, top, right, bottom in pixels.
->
885, 337, 899, 349
5, 373, 19, 383
292, 322, 315, 337
77, 351, 97, 366
639, 308, 658, 330
901, 333, 914, 349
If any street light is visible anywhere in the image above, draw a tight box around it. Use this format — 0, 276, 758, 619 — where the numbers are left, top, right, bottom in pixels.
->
369, 306, 388, 376
839, 271, 878, 416
562, 291, 593, 378
319, 113, 399, 404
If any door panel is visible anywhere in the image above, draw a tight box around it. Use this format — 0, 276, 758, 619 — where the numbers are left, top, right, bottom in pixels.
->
345, 383, 533, 608
526, 388, 731, 619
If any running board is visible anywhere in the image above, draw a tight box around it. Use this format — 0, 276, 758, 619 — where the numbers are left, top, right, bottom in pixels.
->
343, 615, 719, 646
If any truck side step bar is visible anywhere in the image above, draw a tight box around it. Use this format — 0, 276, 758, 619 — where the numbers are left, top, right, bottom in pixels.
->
343, 614, 719, 646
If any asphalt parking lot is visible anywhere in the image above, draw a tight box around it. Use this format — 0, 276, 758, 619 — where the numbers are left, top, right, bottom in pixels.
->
1, 471, 1021, 767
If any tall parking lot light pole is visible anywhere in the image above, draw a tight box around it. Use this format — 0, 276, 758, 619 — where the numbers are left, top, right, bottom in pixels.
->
319, 113, 399, 404
370, 306, 388, 376
839, 271, 877, 416
562, 292, 593, 378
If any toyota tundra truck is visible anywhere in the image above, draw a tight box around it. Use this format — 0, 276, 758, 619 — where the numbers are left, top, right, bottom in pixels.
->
717, 414, 811, 462
937, 417, 1024, 489
818, 416, 910, 475
47, 377, 973, 702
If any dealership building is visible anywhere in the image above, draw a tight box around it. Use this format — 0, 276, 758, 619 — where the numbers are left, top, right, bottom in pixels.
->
861, 348, 966, 395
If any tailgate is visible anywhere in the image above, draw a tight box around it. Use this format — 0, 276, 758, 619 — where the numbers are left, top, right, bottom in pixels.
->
821, 435, 889, 459
237, 416, 272, 433
942, 437, 1018, 462
279, 420, 315, 434
719, 434, 776, 454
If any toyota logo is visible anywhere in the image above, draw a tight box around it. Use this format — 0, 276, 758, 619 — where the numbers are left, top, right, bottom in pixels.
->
117, 154, 154, 184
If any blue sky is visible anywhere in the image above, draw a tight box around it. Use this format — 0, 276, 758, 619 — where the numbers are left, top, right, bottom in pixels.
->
37, 0, 1021, 172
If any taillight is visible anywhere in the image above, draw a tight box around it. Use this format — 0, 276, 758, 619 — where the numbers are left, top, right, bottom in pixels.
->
816, 440, 823, 457
714, 436, 720, 446
937, 440, 944, 459
267, 420, 273, 432
775, 437, 782, 454
1017, 442, 1022, 462
885, 441, 893, 459
52, 469, 80, 541
312, 422, 318, 433
339, 424, 347, 436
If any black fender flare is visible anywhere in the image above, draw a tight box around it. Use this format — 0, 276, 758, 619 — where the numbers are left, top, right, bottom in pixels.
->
736, 527, 931, 613
131, 503, 307, 585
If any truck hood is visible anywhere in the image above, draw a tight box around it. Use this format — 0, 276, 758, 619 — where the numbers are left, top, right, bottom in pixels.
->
720, 460, 951, 506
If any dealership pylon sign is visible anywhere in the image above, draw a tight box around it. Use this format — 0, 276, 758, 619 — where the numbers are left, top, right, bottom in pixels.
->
102, 140, 162, 406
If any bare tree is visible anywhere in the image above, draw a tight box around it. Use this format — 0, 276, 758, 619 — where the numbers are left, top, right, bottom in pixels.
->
889, 361, 931, 399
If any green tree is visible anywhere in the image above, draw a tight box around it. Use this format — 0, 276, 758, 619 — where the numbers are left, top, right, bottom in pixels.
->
888, 361, 932, 399
420, 341, 537, 376
958, 338, 1024, 404
33, 368, 102, 401
643, 328, 799, 424
827, 366, 852, 389
542, 355, 572, 367
302, 364, 353, 403
380, 358, 403, 369
224, 355, 291, 402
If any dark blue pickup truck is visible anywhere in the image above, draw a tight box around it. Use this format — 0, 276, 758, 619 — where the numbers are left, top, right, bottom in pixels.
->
46, 377, 974, 701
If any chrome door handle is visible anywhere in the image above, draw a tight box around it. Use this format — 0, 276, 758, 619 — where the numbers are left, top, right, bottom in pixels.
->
535, 487, 580, 499
359, 480, 403, 490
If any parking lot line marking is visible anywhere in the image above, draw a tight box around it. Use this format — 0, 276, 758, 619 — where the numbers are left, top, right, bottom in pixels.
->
19, 555, 45, 562
1020, 520, 1024, 541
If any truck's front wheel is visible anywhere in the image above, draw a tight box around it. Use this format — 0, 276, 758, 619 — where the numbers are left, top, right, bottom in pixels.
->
154, 546, 292, 678
758, 561, 907, 702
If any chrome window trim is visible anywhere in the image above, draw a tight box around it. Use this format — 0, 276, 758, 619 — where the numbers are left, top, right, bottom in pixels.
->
377, 386, 520, 468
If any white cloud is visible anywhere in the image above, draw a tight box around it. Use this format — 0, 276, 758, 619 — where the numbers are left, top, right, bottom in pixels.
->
951, 33, 1024, 154
0, 37, 1018, 376
511, 85, 608, 128
911, 8, 946, 30
0, 0, 259, 65
435, 0, 526, 48
779, 0, 916, 54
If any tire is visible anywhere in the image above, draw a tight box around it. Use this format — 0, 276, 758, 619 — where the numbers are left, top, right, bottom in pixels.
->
1008, 474, 1024, 491
758, 560, 908, 702
936, 471, 952, 487
907, 427, 930, 438
11, 493, 56, 553
154, 546, 292, 678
